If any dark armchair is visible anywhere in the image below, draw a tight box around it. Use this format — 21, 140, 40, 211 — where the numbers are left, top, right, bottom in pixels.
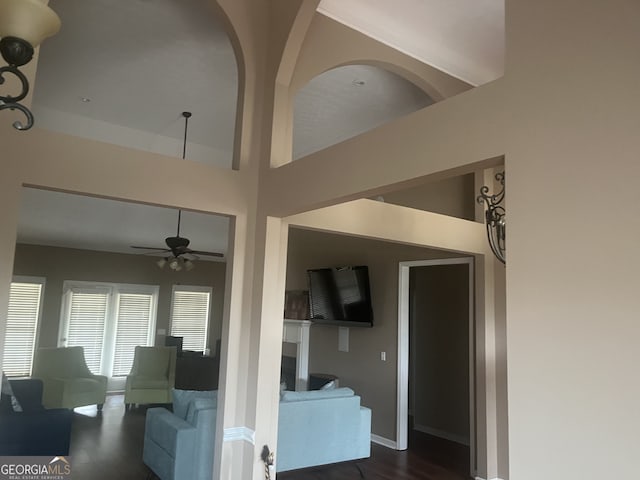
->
0, 378, 73, 456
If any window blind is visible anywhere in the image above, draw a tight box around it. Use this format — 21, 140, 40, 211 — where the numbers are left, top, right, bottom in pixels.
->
112, 293, 154, 376
61, 281, 158, 379
66, 291, 108, 374
2, 281, 43, 377
170, 288, 211, 352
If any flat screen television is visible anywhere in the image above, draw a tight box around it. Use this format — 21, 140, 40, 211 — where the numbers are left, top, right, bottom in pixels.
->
307, 266, 373, 327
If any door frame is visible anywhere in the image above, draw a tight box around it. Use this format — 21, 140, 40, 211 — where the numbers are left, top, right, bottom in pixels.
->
397, 257, 475, 475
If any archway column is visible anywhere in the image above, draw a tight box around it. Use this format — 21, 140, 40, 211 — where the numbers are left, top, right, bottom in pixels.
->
214, 210, 290, 479
0, 149, 22, 376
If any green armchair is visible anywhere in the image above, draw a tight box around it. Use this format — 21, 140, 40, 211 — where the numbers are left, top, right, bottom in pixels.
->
33, 346, 107, 410
125, 346, 176, 409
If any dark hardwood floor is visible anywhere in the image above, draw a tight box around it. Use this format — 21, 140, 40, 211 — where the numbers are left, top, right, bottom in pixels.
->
70, 394, 149, 480
278, 429, 471, 480
69, 395, 471, 480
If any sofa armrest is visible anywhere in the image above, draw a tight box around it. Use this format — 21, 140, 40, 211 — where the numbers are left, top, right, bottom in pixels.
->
0, 408, 72, 456
9, 379, 44, 412
144, 407, 198, 476
91, 374, 108, 389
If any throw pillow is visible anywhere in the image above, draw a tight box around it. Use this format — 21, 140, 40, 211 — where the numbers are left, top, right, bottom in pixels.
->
172, 389, 217, 419
1, 372, 22, 413
185, 397, 218, 424
320, 380, 336, 390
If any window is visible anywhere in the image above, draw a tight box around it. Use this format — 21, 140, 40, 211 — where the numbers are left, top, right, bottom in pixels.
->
170, 286, 211, 352
60, 281, 158, 377
2, 277, 45, 377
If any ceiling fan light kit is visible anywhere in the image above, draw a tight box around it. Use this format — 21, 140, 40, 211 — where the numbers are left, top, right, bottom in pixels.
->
130, 112, 223, 270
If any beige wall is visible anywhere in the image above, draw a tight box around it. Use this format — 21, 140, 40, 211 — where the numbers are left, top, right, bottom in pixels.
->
381, 174, 476, 220
286, 227, 464, 440
13, 244, 226, 353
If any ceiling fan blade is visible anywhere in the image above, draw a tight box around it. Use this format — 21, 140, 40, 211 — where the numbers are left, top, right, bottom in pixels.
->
130, 245, 171, 252
188, 250, 224, 257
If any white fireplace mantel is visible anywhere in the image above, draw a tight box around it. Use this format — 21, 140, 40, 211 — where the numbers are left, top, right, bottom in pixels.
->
282, 319, 312, 391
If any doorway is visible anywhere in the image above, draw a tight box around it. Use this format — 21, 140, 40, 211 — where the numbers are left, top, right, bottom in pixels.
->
397, 258, 475, 477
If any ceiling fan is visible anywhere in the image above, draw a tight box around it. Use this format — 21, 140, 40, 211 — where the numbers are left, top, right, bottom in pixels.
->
130, 209, 223, 270
129, 112, 224, 270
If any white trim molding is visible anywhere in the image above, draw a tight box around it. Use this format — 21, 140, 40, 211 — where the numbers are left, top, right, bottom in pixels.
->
371, 434, 397, 450
475, 477, 505, 480
223, 426, 255, 445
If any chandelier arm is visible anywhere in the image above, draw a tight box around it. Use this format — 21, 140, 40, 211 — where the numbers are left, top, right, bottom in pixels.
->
0, 101, 34, 131
478, 171, 506, 264
0, 65, 33, 130
0, 65, 30, 103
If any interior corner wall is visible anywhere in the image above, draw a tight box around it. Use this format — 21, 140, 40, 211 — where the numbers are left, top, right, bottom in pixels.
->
504, 1, 640, 478
12, 244, 226, 353
285, 227, 465, 440
381, 174, 476, 221
494, 261, 508, 478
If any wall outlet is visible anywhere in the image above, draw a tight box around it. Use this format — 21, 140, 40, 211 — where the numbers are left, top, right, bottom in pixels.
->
381, 351, 386, 361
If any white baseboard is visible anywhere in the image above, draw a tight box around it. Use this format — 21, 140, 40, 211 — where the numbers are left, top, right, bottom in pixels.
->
371, 434, 397, 449
475, 477, 505, 480
414, 423, 470, 447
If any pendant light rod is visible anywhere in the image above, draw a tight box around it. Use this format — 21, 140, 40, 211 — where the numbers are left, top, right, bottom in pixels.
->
181, 111, 191, 160
176, 111, 191, 237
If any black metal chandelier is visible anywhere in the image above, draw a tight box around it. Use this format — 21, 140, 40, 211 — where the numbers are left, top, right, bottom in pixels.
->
0, 0, 61, 130
477, 171, 506, 264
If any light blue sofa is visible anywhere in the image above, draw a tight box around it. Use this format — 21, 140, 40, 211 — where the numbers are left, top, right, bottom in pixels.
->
277, 387, 371, 472
143, 390, 217, 480
142, 387, 371, 478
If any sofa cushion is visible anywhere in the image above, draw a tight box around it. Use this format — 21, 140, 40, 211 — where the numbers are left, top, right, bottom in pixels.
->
280, 387, 354, 402
172, 389, 217, 419
185, 398, 217, 425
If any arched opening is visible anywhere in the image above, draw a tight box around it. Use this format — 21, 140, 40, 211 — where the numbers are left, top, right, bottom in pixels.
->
32, 0, 239, 169
292, 64, 433, 160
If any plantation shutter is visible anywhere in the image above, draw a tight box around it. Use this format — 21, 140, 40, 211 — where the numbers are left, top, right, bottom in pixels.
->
66, 289, 109, 374
170, 287, 211, 351
2, 280, 44, 377
112, 293, 154, 376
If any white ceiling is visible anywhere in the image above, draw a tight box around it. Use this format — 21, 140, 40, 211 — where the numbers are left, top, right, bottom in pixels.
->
19, 0, 504, 258
318, 0, 505, 86
18, 189, 229, 260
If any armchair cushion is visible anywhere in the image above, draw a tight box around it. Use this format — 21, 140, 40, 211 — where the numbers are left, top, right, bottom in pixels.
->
33, 347, 107, 409
134, 347, 175, 377
125, 346, 177, 406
